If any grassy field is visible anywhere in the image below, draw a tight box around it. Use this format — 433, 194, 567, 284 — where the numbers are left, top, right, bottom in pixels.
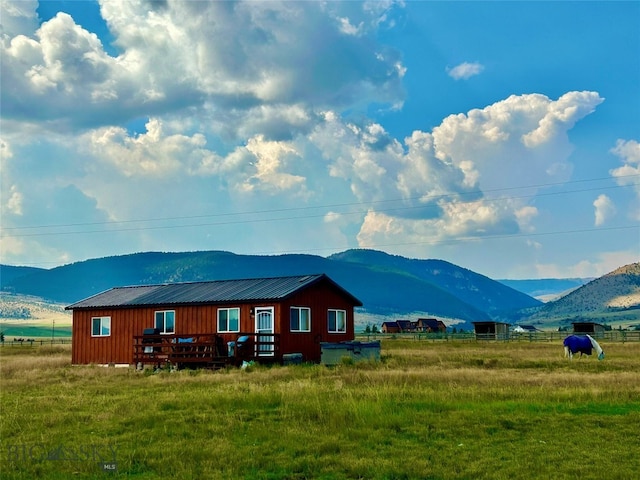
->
0, 323, 72, 339
0, 294, 72, 339
1, 340, 639, 479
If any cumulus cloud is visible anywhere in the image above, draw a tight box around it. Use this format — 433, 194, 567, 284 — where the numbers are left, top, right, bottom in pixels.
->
1, 0, 405, 136
242, 135, 307, 195
522, 91, 604, 148
2, 12, 126, 118
610, 139, 640, 189
609, 139, 640, 220
447, 61, 484, 80
0, 0, 39, 37
81, 119, 309, 198
84, 118, 219, 177
6, 185, 23, 215
0, 1, 615, 270
308, 92, 601, 249
593, 194, 615, 226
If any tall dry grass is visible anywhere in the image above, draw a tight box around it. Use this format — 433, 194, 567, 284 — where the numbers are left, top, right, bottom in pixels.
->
1, 339, 639, 479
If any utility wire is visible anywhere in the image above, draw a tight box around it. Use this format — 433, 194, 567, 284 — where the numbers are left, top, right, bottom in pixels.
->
2, 175, 638, 237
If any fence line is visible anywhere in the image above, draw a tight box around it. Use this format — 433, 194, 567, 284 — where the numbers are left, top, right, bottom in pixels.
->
2, 331, 639, 347
1, 339, 72, 347
357, 330, 640, 343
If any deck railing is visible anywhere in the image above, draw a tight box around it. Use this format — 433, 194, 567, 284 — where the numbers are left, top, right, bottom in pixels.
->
132, 332, 281, 369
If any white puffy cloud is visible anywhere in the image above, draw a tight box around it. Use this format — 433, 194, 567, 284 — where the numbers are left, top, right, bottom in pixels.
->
242, 135, 307, 195
0, 0, 38, 38
84, 118, 219, 177
433, 92, 603, 190
446, 61, 484, 80
1, 11, 137, 129
522, 91, 604, 148
593, 194, 615, 226
1, 0, 405, 137
81, 119, 309, 197
0, 1, 622, 274
610, 139, 640, 164
5, 185, 23, 215
610, 139, 640, 190
308, 92, 602, 249
610, 139, 640, 220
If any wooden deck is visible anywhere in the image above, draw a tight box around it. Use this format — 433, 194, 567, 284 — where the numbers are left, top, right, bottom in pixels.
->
133, 332, 281, 369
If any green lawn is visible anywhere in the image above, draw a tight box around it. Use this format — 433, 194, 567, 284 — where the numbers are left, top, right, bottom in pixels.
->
1, 340, 639, 479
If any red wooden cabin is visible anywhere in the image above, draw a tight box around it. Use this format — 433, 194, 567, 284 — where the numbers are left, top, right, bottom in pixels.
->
66, 274, 362, 366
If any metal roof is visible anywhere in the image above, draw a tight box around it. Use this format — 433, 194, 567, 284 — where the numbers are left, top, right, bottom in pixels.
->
66, 274, 362, 309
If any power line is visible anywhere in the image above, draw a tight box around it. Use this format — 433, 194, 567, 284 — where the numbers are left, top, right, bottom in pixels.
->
2, 176, 638, 238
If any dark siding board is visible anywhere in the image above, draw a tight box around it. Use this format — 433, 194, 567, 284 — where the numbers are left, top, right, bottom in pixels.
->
73, 307, 156, 364
278, 282, 354, 362
177, 304, 218, 335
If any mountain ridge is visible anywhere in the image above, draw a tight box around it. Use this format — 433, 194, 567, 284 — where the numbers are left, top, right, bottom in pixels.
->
525, 263, 640, 325
2, 251, 637, 329
1, 249, 535, 326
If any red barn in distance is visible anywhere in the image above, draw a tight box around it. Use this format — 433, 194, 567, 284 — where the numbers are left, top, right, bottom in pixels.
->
416, 318, 447, 333
381, 318, 446, 334
66, 274, 362, 367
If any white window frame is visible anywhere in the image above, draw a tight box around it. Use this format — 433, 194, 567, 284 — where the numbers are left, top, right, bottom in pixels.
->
290, 306, 311, 332
217, 307, 240, 333
155, 310, 175, 334
91, 316, 111, 337
328, 309, 347, 333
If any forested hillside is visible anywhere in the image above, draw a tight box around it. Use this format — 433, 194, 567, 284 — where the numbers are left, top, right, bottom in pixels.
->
1, 250, 541, 324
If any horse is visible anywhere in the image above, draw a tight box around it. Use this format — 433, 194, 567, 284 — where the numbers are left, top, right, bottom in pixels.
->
563, 334, 605, 360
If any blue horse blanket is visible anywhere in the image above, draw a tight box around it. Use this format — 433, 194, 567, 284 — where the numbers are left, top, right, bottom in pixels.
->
563, 335, 593, 355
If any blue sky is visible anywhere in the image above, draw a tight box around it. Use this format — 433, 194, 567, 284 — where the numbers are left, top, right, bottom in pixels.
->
1, 0, 638, 279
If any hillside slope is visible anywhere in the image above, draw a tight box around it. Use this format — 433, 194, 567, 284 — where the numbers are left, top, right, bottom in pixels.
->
329, 249, 542, 316
525, 263, 640, 321
0, 265, 46, 286
0, 250, 545, 323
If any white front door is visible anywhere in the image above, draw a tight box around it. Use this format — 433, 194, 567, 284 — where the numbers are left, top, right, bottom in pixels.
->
255, 307, 274, 356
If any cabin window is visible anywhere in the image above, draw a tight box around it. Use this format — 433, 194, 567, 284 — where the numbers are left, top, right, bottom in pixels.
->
155, 310, 175, 334
328, 309, 346, 333
290, 307, 311, 332
218, 308, 240, 333
91, 316, 111, 337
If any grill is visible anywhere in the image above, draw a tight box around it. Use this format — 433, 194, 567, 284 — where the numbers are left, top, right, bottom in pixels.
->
142, 328, 161, 353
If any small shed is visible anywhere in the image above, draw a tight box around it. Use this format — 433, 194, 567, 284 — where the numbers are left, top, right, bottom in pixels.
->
572, 322, 606, 336
66, 274, 362, 366
472, 321, 510, 340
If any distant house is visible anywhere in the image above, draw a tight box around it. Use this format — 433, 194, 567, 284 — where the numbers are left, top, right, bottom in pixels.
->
396, 320, 416, 332
416, 318, 447, 333
572, 322, 606, 336
381, 321, 401, 334
381, 320, 416, 333
66, 274, 362, 366
381, 318, 446, 333
472, 321, 510, 340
